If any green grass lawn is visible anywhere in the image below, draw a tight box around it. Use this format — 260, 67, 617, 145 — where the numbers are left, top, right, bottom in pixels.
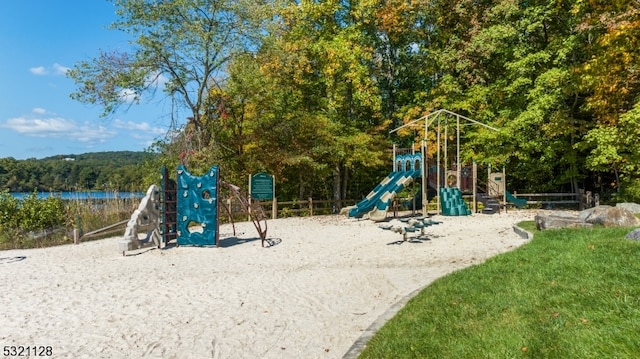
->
359, 222, 640, 358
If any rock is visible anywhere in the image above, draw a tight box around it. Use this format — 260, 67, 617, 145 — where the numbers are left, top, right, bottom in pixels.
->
616, 202, 640, 214
535, 213, 591, 230
545, 211, 580, 219
535, 206, 639, 230
625, 229, 640, 240
584, 206, 639, 227
578, 205, 611, 221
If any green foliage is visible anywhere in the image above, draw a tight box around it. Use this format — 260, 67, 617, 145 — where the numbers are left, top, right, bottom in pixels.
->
0, 190, 66, 232
0, 194, 138, 250
0, 190, 19, 230
17, 191, 67, 231
0, 151, 153, 192
0, 191, 68, 249
613, 178, 640, 204
69, 0, 265, 146
63, 0, 640, 200
583, 104, 640, 174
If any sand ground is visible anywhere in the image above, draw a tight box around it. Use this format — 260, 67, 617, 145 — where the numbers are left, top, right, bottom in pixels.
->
0, 211, 535, 358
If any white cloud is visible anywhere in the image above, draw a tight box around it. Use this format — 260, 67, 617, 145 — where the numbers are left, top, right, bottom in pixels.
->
53, 63, 70, 75
29, 63, 70, 76
29, 66, 47, 75
114, 119, 165, 135
32, 108, 47, 115
2, 116, 116, 143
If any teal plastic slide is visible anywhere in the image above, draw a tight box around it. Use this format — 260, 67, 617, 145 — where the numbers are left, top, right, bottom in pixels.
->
349, 170, 421, 220
439, 187, 471, 216
506, 190, 527, 209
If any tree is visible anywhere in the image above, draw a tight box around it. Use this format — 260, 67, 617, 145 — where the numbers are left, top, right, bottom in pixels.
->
575, 1, 640, 194
405, 0, 595, 192
68, 0, 263, 154
252, 0, 389, 204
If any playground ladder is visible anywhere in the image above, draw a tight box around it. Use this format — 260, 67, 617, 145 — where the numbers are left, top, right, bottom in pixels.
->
160, 166, 178, 247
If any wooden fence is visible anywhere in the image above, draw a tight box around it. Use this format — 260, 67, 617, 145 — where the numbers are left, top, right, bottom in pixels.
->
222, 198, 360, 221
504, 190, 598, 210
230, 191, 594, 221
76, 190, 599, 244
460, 190, 596, 211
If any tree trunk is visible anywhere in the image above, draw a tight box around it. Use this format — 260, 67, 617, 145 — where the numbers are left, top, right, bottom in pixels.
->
332, 165, 341, 213
341, 166, 348, 201
299, 172, 305, 200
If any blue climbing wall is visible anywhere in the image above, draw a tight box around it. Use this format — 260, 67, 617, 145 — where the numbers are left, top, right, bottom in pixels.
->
176, 165, 219, 246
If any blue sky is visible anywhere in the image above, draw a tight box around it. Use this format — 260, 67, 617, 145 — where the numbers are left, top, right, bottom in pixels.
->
0, 1, 173, 159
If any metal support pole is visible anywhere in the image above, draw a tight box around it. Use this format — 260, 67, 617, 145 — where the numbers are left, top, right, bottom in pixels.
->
436, 120, 441, 214
473, 161, 477, 213
487, 164, 491, 194
248, 175, 252, 222
392, 143, 396, 172
503, 166, 507, 213
422, 139, 427, 215
444, 117, 448, 184
456, 114, 461, 189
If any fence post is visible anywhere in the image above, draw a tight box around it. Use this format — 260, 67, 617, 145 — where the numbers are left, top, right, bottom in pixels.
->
248, 195, 252, 222
73, 228, 80, 245
272, 198, 277, 219
308, 198, 313, 216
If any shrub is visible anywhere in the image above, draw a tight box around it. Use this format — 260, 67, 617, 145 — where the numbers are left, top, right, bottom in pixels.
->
0, 190, 20, 230
615, 177, 640, 203
17, 191, 67, 231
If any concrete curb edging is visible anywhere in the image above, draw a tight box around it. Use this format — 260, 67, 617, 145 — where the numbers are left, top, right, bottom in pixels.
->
342, 225, 535, 359
341, 286, 425, 359
513, 225, 534, 240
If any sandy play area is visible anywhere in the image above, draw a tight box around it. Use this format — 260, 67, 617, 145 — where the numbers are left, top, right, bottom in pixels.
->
0, 211, 535, 358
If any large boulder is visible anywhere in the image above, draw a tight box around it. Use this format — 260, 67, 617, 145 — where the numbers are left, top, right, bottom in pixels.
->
578, 205, 611, 221
584, 206, 639, 227
535, 211, 591, 230
616, 202, 640, 214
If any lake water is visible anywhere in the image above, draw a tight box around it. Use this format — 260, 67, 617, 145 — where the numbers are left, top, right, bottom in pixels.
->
10, 191, 145, 200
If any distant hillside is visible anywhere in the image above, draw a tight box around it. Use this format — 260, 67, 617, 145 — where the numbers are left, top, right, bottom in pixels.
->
0, 151, 158, 192
42, 151, 154, 165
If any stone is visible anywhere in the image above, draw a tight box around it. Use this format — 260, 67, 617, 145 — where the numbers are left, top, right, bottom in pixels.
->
578, 205, 610, 221
535, 213, 591, 230
584, 206, 639, 227
616, 202, 640, 214
625, 229, 640, 240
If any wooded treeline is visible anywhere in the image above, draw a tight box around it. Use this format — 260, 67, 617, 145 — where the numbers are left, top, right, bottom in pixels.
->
0, 152, 153, 192
68, 0, 640, 203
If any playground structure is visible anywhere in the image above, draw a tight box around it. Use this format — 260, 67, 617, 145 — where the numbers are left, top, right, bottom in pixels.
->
346, 152, 422, 221
119, 184, 163, 252
343, 109, 527, 221
119, 165, 268, 255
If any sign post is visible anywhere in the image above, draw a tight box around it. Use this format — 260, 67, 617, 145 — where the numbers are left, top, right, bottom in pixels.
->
249, 173, 275, 219
250, 173, 275, 200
